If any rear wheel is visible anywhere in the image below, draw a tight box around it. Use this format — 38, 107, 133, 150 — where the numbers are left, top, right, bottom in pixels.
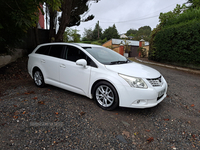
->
93, 81, 119, 110
33, 70, 45, 87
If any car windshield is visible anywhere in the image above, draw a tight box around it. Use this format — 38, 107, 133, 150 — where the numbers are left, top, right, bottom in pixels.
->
83, 46, 130, 65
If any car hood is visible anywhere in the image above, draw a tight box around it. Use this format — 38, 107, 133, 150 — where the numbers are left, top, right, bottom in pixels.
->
105, 62, 160, 78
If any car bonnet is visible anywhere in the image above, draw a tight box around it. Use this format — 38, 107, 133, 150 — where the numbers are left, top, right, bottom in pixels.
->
105, 62, 161, 78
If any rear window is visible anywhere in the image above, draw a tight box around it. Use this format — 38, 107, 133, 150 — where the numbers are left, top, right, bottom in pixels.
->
35, 45, 64, 59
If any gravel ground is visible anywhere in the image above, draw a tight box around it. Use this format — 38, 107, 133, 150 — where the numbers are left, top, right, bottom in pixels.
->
0, 57, 200, 150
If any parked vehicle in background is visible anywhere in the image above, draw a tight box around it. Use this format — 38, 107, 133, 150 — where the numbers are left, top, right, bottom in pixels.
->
28, 43, 168, 110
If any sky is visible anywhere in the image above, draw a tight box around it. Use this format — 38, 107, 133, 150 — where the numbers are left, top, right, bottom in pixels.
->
70, 0, 188, 37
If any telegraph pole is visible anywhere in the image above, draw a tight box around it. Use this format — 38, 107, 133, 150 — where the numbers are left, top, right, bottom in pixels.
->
98, 20, 99, 39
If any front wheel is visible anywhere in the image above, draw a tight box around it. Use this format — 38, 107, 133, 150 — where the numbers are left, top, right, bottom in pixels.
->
93, 81, 119, 110
33, 70, 45, 87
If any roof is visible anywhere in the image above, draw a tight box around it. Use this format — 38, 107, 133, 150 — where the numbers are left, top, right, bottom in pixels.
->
112, 39, 139, 46
111, 39, 149, 46
145, 42, 149, 46
120, 34, 128, 39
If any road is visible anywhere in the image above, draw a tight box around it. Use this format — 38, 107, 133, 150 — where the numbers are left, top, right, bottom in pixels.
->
0, 57, 200, 149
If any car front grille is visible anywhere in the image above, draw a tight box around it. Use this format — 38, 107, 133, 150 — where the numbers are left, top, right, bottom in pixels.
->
147, 76, 163, 87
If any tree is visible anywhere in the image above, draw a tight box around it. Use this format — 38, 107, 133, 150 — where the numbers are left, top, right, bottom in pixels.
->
149, 2, 200, 64
123, 39, 131, 53
92, 21, 102, 40
126, 29, 138, 37
159, 4, 186, 27
82, 28, 93, 41
50, 0, 98, 42
63, 28, 80, 42
45, 0, 62, 41
186, 0, 200, 9
134, 26, 151, 41
102, 24, 119, 40
0, 0, 45, 53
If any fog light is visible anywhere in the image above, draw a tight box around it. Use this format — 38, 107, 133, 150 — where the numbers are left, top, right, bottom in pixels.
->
133, 100, 147, 105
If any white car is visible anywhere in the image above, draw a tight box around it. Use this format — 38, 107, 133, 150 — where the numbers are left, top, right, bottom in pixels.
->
28, 43, 168, 110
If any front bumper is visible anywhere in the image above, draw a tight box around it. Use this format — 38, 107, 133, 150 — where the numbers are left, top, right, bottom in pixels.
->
117, 79, 168, 109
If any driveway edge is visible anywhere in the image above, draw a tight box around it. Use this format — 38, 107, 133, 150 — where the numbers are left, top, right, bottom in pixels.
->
135, 57, 200, 75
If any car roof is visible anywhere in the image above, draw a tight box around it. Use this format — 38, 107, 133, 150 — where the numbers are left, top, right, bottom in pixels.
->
73, 43, 102, 48
37, 42, 102, 48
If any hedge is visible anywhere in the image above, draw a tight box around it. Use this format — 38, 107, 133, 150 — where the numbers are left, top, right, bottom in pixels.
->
150, 19, 200, 66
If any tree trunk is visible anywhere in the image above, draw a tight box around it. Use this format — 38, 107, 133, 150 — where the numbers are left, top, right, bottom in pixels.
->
34, 23, 39, 46
55, 0, 73, 42
49, 8, 56, 42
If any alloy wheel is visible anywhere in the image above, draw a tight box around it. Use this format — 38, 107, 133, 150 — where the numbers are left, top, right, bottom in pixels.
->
95, 85, 114, 107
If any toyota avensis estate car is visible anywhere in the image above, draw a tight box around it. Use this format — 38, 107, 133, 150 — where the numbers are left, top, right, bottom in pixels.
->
28, 43, 168, 110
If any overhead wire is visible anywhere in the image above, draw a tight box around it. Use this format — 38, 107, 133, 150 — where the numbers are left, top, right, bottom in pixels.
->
95, 0, 186, 24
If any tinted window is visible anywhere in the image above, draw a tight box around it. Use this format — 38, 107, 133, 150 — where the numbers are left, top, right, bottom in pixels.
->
83, 46, 128, 65
35, 45, 50, 55
49, 45, 63, 58
66, 46, 97, 68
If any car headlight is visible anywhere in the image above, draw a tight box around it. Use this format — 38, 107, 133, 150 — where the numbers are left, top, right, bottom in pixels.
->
119, 74, 148, 89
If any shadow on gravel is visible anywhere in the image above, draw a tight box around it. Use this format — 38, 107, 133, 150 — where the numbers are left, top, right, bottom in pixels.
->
116, 104, 162, 116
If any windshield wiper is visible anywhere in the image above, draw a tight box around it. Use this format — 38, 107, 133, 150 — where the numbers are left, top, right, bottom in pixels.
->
110, 60, 128, 65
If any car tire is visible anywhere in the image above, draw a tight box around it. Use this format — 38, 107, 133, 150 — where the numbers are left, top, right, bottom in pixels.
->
33, 69, 45, 88
93, 81, 119, 110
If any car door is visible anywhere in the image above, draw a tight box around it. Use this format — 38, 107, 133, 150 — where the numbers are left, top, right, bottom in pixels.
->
38, 45, 64, 83
59, 45, 92, 96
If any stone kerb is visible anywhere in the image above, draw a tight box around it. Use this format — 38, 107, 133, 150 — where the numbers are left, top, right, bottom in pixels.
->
0, 49, 26, 68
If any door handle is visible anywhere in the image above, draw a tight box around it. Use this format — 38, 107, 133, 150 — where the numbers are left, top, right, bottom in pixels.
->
60, 64, 66, 68
41, 59, 45, 63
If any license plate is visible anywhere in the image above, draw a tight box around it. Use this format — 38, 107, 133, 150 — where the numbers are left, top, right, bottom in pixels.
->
158, 89, 165, 97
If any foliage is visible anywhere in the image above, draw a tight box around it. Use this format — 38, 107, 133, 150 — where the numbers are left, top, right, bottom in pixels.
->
92, 21, 103, 40
63, 28, 80, 42
137, 47, 147, 58
91, 41, 101, 45
159, 4, 187, 28
185, 0, 200, 9
148, 25, 161, 60
134, 26, 151, 41
126, 29, 137, 37
82, 28, 93, 41
54, 0, 98, 41
123, 39, 131, 52
149, 6, 200, 66
102, 38, 107, 44
46, 0, 62, 11
163, 8, 200, 27
82, 21, 103, 41
106, 45, 115, 50
78, 40, 103, 45
101, 24, 119, 40
0, 0, 45, 54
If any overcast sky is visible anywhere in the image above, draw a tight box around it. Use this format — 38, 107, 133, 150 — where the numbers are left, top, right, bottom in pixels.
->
71, 0, 187, 37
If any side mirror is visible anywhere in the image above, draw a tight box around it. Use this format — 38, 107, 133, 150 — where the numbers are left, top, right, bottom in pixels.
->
76, 59, 87, 68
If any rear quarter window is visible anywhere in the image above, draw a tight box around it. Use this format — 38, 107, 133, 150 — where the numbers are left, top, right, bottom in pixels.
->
35, 45, 50, 55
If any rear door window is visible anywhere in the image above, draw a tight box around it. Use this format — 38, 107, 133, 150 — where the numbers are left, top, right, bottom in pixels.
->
48, 45, 64, 58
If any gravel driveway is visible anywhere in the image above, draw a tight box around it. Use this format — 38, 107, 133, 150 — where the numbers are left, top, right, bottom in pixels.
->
0, 57, 200, 149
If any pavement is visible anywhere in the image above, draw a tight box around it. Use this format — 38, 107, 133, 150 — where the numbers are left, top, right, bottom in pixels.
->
134, 57, 200, 75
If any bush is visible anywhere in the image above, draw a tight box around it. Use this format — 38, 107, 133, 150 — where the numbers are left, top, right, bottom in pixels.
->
80, 41, 92, 44
91, 41, 101, 45
150, 20, 200, 65
149, 8, 200, 67
137, 47, 147, 58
